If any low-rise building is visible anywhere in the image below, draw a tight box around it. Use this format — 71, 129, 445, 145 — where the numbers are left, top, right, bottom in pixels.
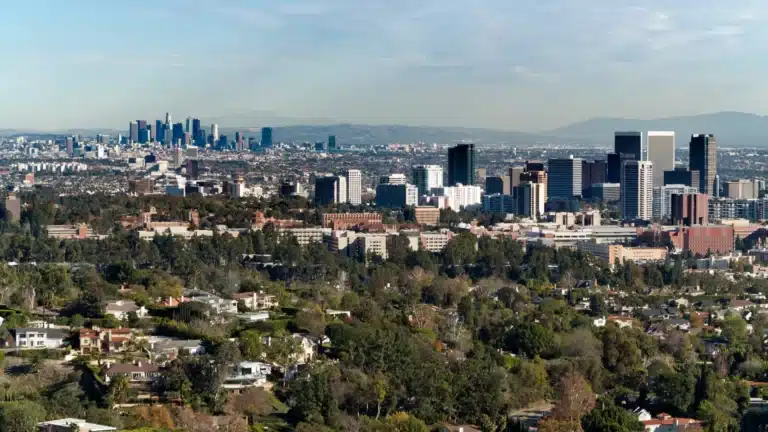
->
222, 361, 273, 390
231, 291, 278, 310
8, 328, 67, 349
79, 328, 133, 354
414, 206, 441, 225
37, 418, 117, 432
187, 293, 238, 315
105, 300, 149, 321
104, 360, 161, 385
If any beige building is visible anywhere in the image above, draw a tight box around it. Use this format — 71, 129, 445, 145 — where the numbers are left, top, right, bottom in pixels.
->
577, 240, 667, 265
414, 206, 441, 225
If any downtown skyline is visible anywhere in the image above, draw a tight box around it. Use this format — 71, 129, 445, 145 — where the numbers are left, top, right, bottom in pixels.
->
1, 0, 768, 131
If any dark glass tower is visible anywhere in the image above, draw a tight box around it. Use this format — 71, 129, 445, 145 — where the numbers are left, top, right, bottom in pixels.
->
447, 144, 476, 186
689, 134, 717, 195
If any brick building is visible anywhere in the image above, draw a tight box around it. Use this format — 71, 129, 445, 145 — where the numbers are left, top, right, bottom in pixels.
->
321, 213, 382, 229
669, 225, 734, 256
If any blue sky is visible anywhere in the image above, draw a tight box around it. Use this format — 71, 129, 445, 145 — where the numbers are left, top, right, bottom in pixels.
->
0, 0, 766, 131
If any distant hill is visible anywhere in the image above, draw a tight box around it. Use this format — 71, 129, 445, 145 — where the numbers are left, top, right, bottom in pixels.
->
545, 111, 768, 147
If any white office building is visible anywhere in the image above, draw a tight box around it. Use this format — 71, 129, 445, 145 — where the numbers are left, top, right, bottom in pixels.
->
431, 184, 482, 211
346, 169, 362, 205
412, 165, 444, 196
621, 160, 653, 220
380, 173, 407, 185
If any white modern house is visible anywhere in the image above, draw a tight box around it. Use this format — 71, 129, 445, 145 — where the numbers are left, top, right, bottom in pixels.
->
9, 328, 67, 349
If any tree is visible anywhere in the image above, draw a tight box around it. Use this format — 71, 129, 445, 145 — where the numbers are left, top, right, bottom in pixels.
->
296, 306, 327, 339
504, 321, 556, 358
551, 372, 596, 423
0, 401, 46, 432
582, 400, 644, 432
265, 336, 303, 386
226, 387, 274, 425
238, 330, 264, 361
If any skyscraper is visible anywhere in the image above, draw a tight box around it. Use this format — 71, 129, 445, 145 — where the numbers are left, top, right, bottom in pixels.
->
211, 124, 219, 144
172, 123, 185, 146
485, 176, 511, 195
192, 118, 201, 144
621, 160, 653, 220
664, 168, 700, 190
185, 117, 192, 133
65, 137, 74, 157
606, 152, 633, 183
346, 169, 362, 205
581, 160, 606, 197
689, 134, 717, 196
646, 131, 675, 188
155, 120, 163, 143
261, 127, 273, 148
137, 120, 148, 143
508, 166, 524, 187
412, 165, 444, 196
614, 131, 642, 160
129, 121, 139, 142
547, 158, 583, 199
328, 135, 337, 151
315, 175, 347, 206
447, 144, 476, 186
514, 182, 546, 219
165, 112, 172, 125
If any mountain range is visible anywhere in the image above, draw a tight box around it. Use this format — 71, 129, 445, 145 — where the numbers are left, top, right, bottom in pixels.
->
4, 111, 768, 147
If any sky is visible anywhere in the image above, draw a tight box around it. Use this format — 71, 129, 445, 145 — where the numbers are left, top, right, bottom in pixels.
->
1, 0, 767, 131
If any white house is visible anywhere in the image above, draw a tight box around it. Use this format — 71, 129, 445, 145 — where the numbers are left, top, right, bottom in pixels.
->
188, 293, 238, 315
9, 328, 67, 349
105, 300, 149, 321
231, 291, 278, 310
37, 418, 117, 432
222, 361, 273, 390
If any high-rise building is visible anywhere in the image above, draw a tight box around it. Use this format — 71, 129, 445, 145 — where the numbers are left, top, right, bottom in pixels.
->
646, 131, 675, 188
547, 158, 583, 199
376, 184, 419, 208
315, 141, 327, 152
525, 161, 545, 172
412, 165, 444, 196
592, 183, 621, 202
346, 169, 362, 205
581, 160, 606, 197
652, 184, 698, 219
172, 147, 183, 167
211, 124, 219, 144
621, 160, 653, 220
380, 174, 407, 185
129, 121, 139, 142
192, 118, 201, 144
514, 182, 546, 219
447, 144, 476, 186
664, 168, 700, 190
185, 117, 192, 133
137, 120, 148, 143
607, 152, 634, 184
328, 135, 337, 151
164, 128, 172, 147
186, 159, 199, 180
671, 193, 709, 226
65, 137, 74, 157
155, 120, 163, 143
172, 123, 184, 146
431, 184, 483, 211
520, 170, 548, 203
689, 134, 717, 195
315, 176, 347, 206
261, 127, 273, 148
725, 179, 758, 199
165, 112, 172, 125
485, 176, 511, 195
614, 131, 643, 160
508, 166, 525, 187
235, 132, 245, 152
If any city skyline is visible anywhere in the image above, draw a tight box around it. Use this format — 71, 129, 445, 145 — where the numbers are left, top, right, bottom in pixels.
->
2, 1, 768, 131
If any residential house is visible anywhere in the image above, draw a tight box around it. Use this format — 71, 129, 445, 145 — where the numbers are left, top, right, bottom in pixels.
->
37, 418, 117, 432
79, 328, 133, 354
641, 413, 701, 431
105, 300, 148, 321
148, 337, 205, 360
231, 291, 277, 311
104, 360, 161, 386
156, 296, 189, 308
592, 317, 607, 327
264, 334, 317, 365
607, 315, 634, 329
237, 312, 270, 323
730, 299, 756, 312
222, 361, 273, 390
7, 328, 67, 349
663, 319, 691, 332
187, 292, 238, 315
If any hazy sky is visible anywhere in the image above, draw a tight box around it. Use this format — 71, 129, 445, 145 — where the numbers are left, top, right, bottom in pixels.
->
1, 0, 767, 131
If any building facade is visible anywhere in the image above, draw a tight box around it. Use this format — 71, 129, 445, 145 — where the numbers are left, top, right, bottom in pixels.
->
689, 134, 717, 195
412, 165, 444, 196
547, 158, 583, 199
447, 144, 476, 186
646, 131, 675, 188
621, 161, 653, 220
